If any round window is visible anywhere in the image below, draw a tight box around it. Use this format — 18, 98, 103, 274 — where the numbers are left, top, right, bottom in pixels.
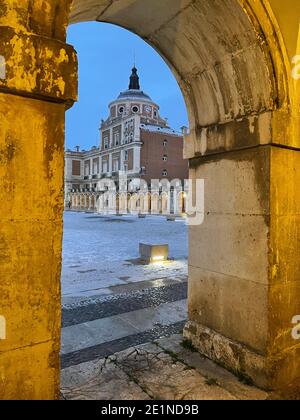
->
132, 106, 139, 113
118, 106, 124, 114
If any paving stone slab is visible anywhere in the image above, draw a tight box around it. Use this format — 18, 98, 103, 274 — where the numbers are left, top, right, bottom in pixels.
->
62, 335, 269, 400
62, 359, 150, 401
155, 335, 268, 401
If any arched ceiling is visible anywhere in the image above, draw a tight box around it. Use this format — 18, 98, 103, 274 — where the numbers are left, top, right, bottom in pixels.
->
69, 0, 285, 130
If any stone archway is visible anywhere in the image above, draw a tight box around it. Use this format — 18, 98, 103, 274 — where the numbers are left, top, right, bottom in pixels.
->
0, 0, 299, 400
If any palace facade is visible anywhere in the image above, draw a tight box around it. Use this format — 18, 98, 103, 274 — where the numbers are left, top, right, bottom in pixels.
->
65, 67, 188, 212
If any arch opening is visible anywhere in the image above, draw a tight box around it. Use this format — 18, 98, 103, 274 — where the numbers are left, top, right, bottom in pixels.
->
61, 20, 190, 384
1, 0, 300, 401
65, 0, 300, 394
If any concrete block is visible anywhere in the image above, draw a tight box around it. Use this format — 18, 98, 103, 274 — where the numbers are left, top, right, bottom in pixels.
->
139, 243, 169, 263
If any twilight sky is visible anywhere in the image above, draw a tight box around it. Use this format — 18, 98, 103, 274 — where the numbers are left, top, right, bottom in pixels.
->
66, 22, 188, 151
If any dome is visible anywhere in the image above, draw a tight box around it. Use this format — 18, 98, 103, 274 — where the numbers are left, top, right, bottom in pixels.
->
106, 66, 161, 122
117, 89, 152, 102
109, 67, 157, 108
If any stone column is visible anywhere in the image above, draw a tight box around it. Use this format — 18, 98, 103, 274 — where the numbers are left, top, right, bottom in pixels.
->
109, 153, 113, 174
184, 110, 300, 392
99, 155, 103, 176
0, 0, 77, 400
90, 158, 93, 175
120, 149, 125, 171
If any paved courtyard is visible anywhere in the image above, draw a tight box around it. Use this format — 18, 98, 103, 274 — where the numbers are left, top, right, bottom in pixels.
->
60, 213, 270, 400
61, 212, 188, 370
62, 212, 188, 306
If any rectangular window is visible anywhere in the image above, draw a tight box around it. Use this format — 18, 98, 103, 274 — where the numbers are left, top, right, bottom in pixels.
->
102, 130, 110, 149
124, 150, 129, 161
104, 137, 109, 149
72, 160, 81, 176
114, 132, 120, 146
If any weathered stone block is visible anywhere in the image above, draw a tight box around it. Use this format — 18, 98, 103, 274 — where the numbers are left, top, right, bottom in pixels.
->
0, 27, 77, 104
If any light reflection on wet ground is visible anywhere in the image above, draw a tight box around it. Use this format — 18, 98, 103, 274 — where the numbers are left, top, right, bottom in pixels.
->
62, 212, 188, 306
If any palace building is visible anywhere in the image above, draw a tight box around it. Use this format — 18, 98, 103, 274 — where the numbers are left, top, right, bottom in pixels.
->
64, 66, 188, 205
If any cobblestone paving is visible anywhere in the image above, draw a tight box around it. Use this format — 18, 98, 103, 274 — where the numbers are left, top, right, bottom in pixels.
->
62, 280, 187, 328
61, 277, 188, 369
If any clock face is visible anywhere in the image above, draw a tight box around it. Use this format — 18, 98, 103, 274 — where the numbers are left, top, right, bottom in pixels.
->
145, 106, 152, 114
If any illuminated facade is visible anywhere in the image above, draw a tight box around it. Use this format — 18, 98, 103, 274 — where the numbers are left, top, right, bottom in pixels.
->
65, 67, 188, 204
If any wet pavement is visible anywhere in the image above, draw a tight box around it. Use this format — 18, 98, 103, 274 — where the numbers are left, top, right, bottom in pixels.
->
62, 212, 188, 306
61, 213, 269, 400
61, 277, 188, 369
61, 212, 188, 371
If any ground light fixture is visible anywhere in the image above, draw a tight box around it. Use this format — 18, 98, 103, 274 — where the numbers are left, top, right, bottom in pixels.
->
139, 243, 169, 264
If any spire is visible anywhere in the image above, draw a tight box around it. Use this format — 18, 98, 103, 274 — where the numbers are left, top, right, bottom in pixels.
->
129, 66, 140, 90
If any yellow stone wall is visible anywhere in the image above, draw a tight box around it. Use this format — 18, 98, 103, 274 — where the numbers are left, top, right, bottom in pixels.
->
0, 0, 77, 400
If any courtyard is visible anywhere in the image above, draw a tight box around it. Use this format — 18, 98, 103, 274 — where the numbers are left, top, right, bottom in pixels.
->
60, 212, 277, 400
60, 214, 269, 400
61, 212, 188, 369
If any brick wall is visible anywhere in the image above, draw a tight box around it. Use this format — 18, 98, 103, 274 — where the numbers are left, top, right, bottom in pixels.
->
140, 130, 188, 183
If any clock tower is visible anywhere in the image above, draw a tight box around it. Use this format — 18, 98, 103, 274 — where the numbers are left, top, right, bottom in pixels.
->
99, 66, 170, 179
64, 66, 188, 202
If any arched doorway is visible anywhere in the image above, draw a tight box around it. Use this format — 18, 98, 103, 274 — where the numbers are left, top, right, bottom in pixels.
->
0, 0, 299, 399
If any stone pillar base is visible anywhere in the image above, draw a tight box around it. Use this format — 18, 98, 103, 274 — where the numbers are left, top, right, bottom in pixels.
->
184, 321, 300, 394
183, 321, 300, 399
183, 321, 266, 388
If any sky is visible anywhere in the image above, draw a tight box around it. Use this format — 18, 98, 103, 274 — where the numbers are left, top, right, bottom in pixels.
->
66, 22, 188, 151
